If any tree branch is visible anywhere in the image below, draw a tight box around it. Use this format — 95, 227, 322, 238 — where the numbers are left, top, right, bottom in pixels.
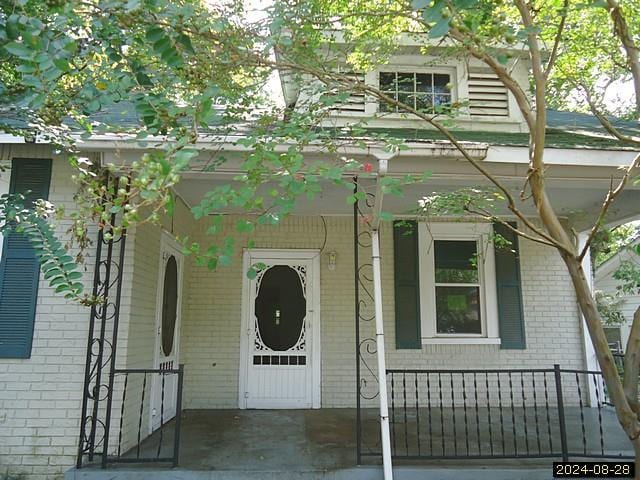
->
544, 0, 569, 79
583, 88, 640, 145
624, 306, 640, 411
463, 204, 560, 248
261, 55, 575, 255
606, 0, 640, 114
514, 0, 576, 255
578, 152, 640, 261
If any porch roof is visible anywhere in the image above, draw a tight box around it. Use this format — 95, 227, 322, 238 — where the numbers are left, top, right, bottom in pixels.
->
1, 104, 638, 151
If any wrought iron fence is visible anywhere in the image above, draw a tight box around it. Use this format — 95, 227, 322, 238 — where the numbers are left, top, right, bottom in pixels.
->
104, 366, 184, 467
386, 365, 633, 461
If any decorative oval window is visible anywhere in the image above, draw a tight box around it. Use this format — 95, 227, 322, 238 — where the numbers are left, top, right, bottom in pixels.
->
161, 255, 178, 356
254, 265, 306, 351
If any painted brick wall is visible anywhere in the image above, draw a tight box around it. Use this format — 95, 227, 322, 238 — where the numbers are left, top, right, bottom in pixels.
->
0, 150, 193, 478
180, 215, 586, 410
0, 163, 589, 479
0, 151, 97, 480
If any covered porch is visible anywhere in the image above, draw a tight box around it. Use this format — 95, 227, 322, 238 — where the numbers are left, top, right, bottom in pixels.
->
68, 407, 633, 479
72, 144, 640, 477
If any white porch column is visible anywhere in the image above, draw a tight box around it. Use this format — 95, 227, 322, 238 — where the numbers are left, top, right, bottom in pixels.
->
371, 155, 393, 480
578, 232, 601, 406
371, 228, 393, 480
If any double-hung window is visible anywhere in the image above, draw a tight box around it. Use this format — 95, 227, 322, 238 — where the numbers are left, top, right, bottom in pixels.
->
418, 222, 500, 344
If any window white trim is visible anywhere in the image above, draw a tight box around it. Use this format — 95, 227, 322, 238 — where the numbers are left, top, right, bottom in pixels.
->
418, 222, 500, 345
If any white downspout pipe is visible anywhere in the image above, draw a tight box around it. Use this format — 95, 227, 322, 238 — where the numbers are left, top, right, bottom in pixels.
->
371, 156, 393, 480
578, 231, 601, 407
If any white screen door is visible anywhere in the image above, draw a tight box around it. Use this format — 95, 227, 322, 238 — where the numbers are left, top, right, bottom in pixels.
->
151, 235, 183, 431
240, 250, 320, 409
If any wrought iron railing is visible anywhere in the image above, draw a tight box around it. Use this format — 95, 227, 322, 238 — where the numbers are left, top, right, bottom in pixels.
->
353, 177, 382, 463
386, 365, 633, 461
104, 366, 185, 467
77, 174, 129, 469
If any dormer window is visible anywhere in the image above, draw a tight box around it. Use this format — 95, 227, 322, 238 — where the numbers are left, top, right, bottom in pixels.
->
379, 71, 451, 113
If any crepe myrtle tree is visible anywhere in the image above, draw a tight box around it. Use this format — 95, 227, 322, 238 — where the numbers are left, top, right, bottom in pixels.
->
0, 0, 422, 292
264, 0, 640, 466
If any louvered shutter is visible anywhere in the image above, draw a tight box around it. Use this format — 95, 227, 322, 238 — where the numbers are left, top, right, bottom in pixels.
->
0, 158, 52, 358
494, 222, 526, 349
393, 220, 421, 349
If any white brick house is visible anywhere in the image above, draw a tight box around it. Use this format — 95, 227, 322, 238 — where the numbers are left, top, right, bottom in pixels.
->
1, 46, 640, 480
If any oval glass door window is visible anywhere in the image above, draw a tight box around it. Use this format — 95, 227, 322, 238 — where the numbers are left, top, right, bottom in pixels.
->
161, 255, 178, 356
254, 265, 305, 351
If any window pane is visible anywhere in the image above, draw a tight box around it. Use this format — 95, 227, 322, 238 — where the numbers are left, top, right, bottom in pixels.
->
161, 256, 178, 356
434, 240, 478, 283
397, 92, 413, 109
436, 286, 481, 334
254, 265, 306, 351
380, 72, 396, 91
415, 93, 433, 112
434, 93, 451, 109
434, 74, 450, 88
416, 73, 432, 92
379, 97, 395, 112
397, 73, 414, 92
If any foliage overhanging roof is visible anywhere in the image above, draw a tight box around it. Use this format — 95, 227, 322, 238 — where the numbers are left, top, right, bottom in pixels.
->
0, 104, 638, 151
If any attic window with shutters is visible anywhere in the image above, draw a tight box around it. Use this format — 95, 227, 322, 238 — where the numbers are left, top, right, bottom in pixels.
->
418, 222, 501, 344
379, 71, 452, 113
468, 69, 509, 117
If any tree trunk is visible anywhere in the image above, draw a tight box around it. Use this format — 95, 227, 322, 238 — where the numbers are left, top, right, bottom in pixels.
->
560, 253, 640, 461
634, 436, 640, 480
623, 306, 640, 407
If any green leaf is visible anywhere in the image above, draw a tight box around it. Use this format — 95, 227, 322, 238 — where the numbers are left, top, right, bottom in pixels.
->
218, 254, 232, 267
207, 257, 218, 270
176, 33, 195, 54
246, 267, 258, 279
44, 268, 63, 280
235, 219, 254, 233
166, 192, 175, 216
4, 41, 32, 59
411, 0, 431, 8
62, 262, 77, 271
66, 271, 83, 281
429, 17, 450, 38
146, 27, 165, 43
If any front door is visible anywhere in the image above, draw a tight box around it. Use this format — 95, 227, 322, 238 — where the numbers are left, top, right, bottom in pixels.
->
151, 234, 183, 431
241, 250, 320, 409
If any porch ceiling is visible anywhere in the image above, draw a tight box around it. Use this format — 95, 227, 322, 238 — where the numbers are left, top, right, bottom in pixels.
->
174, 169, 640, 231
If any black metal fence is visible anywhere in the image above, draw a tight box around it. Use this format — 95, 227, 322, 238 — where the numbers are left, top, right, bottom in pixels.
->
387, 365, 633, 461
103, 365, 184, 467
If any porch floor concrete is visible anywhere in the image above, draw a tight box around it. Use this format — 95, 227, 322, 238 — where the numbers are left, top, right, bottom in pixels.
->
67, 408, 634, 480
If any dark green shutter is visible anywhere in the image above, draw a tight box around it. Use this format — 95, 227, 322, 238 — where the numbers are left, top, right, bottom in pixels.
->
0, 158, 52, 358
393, 220, 421, 349
494, 222, 526, 349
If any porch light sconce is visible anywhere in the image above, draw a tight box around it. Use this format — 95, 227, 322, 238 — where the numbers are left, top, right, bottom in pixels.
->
327, 251, 337, 271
